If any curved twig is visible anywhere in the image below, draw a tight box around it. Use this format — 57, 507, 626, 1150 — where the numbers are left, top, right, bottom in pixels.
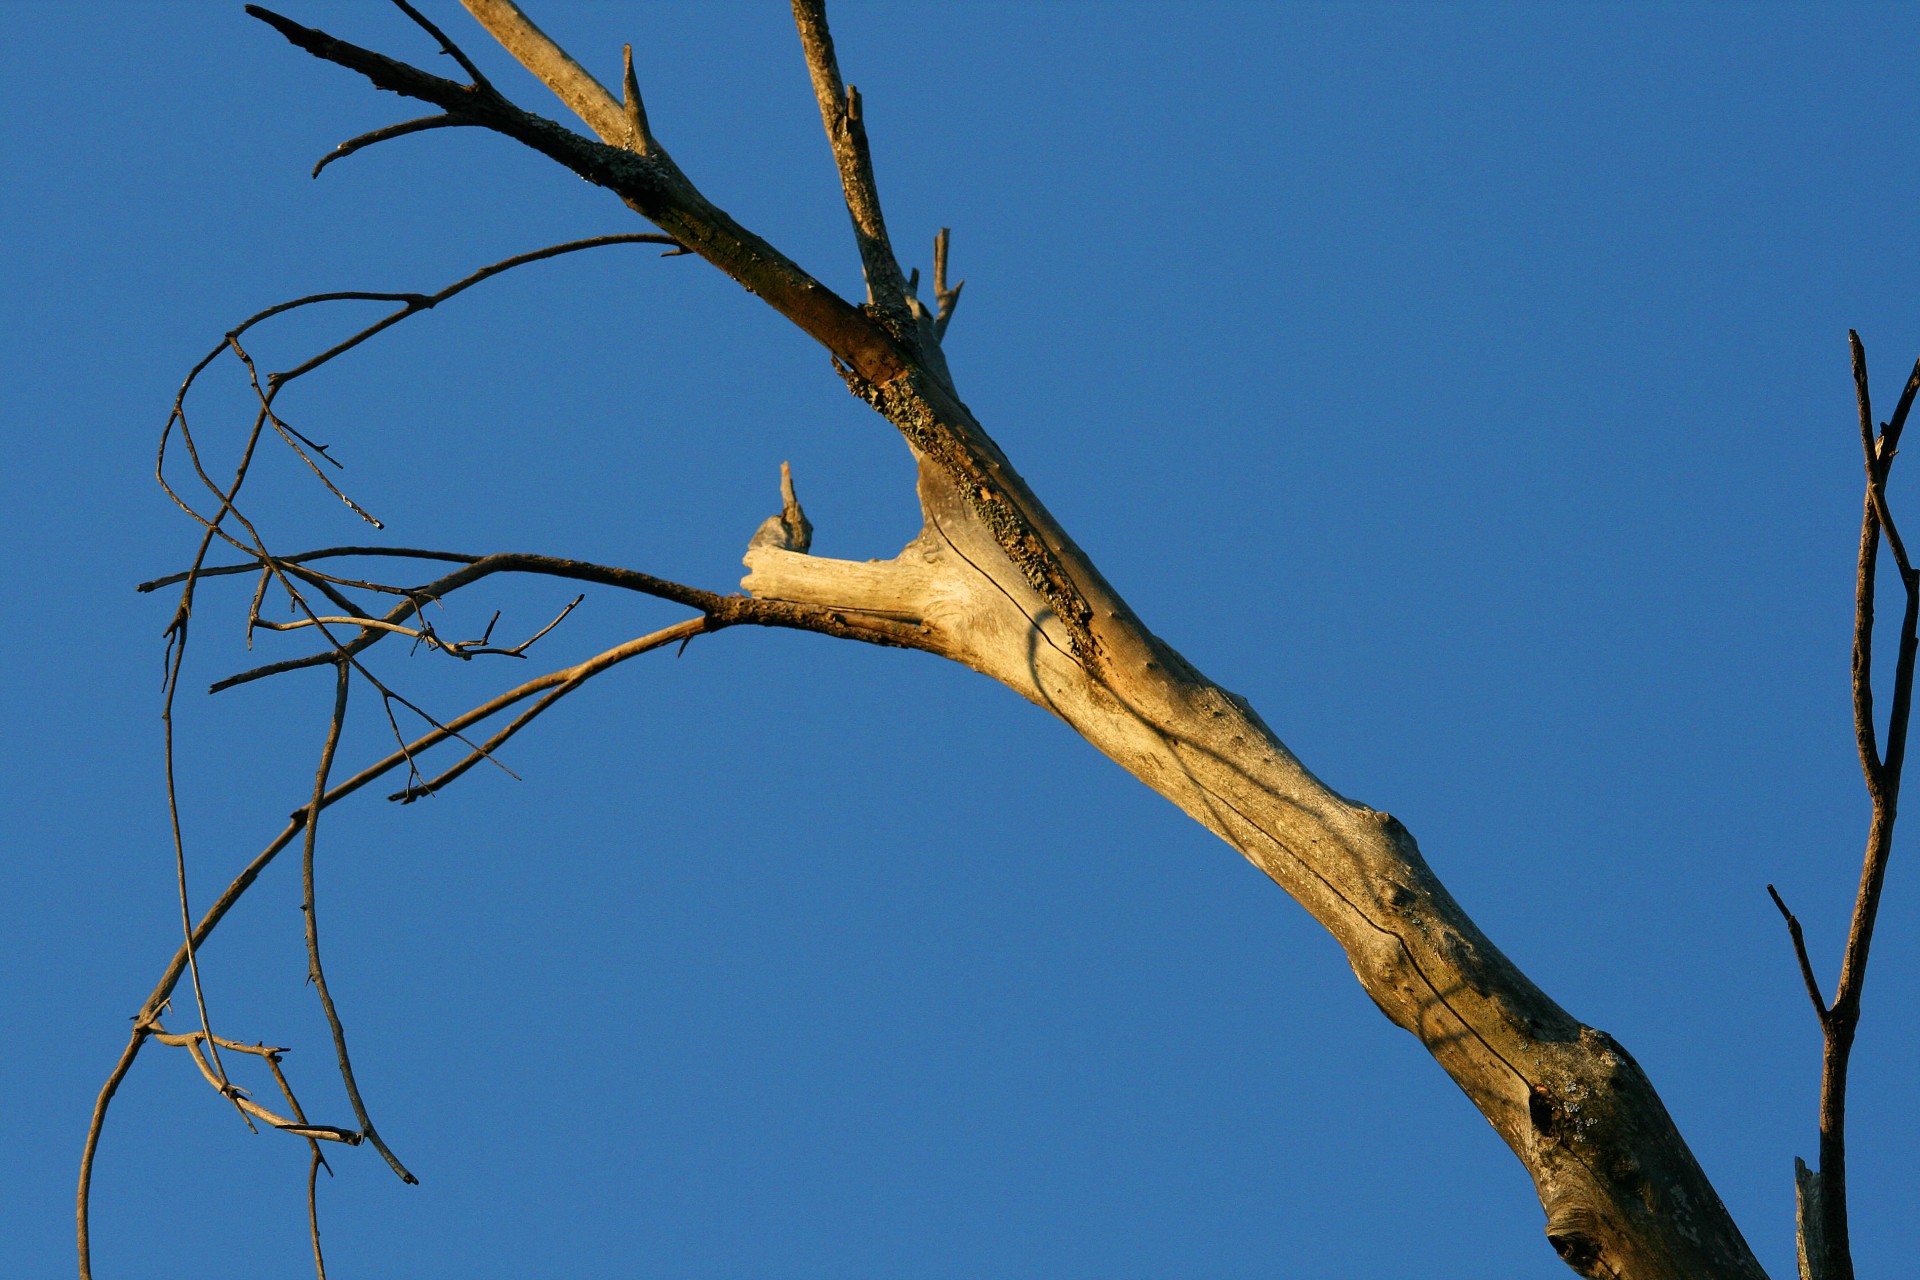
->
313, 113, 479, 177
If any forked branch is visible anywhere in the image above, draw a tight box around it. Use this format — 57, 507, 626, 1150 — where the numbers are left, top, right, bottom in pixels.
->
1776, 335, 1920, 1280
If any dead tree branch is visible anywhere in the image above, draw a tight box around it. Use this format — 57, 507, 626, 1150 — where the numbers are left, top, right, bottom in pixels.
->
93, 5, 1868, 1279
1775, 335, 1920, 1280
301, 661, 416, 1182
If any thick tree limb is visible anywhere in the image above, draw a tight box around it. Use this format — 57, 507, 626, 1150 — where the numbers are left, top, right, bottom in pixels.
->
745, 457, 1767, 1280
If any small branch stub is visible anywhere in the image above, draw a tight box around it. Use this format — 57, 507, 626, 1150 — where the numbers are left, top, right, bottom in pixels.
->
1796, 1157, 1827, 1280
748, 461, 813, 553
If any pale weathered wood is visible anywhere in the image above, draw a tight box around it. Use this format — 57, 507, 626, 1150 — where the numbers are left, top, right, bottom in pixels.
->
743, 451, 1766, 1280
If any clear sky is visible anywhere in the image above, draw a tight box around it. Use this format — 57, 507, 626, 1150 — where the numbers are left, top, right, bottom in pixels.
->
7, 3, 1919, 1277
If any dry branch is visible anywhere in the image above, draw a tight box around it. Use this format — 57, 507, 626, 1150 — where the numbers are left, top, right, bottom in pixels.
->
1774, 335, 1920, 1280
96, 6, 1902, 1279
792, 0, 910, 312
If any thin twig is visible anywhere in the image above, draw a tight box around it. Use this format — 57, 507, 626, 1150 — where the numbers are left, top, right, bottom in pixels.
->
305, 1144, 328, 1280
146, 1027, 364, 1143
206, 552, 726, 691
391, 616, 705, 801
269, 234, 680, 385
256, 1042, 339, 1279
390, 0, 496, 93
252, 614, 440, 642
313, 114, 478, 178
138, 546, 481, 592
303, 661, 418, 1182
77, 1030, 147, 1280
1851, 335, 1885, 787
155, 411, 284, 1099
1766, 884, 1828, 1019
484, 593, 583, 655
253, 593, 584, 661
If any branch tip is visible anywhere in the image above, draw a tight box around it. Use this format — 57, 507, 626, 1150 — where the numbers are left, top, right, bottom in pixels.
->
621, 43, 652, 153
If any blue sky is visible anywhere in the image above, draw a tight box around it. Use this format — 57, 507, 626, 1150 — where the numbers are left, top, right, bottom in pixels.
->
7, 3, 1919, 1276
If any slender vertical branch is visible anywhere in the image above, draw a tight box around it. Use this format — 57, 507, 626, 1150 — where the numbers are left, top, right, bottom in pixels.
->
76, 1031, 147, 1280
1850, 336, 1884, 787
791, 0, 910, 313
931, 226, 963, 338
1792, 334, 1920, 1280
303, 660, 418, 1184
259, 1049, 331, 1280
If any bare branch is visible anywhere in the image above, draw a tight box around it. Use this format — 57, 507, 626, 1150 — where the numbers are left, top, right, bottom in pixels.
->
791, 1, 910, 312
390, 616, 705, 801
1795, 333, 1920, 1280
85, 580, 926, 1253
301, 661, 418, 1182
146, 1026, 364, 1144
255, 3, 910, 384
138, 546, 481, 593
313, 114, 477, 178
390, 0, 495, 94
453, 0, 626, 139
1767, 883, 1829, 1019
932, 226, 964, 338
621, 44, 653, 155
252, 5, 1120, 666
205, 552, 720, 691
97, 11, 1817, 1280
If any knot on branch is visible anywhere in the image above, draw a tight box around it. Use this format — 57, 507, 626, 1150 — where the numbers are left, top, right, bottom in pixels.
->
1544, 1204, 1606, 1275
